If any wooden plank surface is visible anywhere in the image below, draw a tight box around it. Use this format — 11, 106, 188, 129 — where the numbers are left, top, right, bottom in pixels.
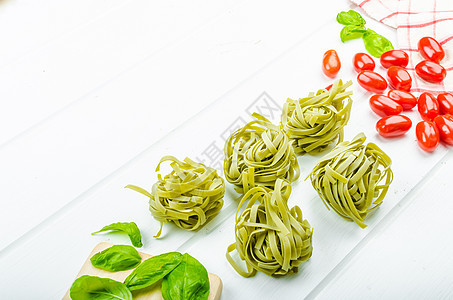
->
0, 0, 345, 252
0, 0, 452, 299
62, 242, 222, 300
0, 0, 246, 147
312, 151, 453, 300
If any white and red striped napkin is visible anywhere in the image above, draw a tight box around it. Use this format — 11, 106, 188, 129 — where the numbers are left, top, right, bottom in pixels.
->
351, 0, 453, 95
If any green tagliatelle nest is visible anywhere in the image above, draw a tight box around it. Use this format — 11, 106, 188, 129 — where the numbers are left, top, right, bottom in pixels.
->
224, 113, 300, 194
126, 156, 224, 237
226, 179, 313, 277
309, 133, 393, 228
281, 79, 353, 155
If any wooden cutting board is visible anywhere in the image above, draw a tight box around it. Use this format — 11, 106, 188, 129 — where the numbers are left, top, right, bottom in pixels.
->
63, 242, 223, 300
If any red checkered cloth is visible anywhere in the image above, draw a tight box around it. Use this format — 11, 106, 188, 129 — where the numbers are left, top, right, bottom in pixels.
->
351, 0, 453, 95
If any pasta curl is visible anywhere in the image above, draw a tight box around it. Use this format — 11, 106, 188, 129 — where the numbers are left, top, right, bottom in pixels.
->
224, 113, 300, 194
126, 156, 224, 237
226, 179, 313, 277
281, 79, 353, 155
309, 133, 393, 228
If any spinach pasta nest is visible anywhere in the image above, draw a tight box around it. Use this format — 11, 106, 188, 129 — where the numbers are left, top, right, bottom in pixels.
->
309, 133, 393, 228
281, 79, 353, 155
224, 113, 300, 194
126, 156, 224, 237
226, 179, 313, 277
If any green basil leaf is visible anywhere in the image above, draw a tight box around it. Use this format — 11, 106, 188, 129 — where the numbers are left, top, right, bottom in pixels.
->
70, 275, 132, 300
162, 253, 210, 300
92, 222, 143, 248
362, 29, 394, 58
336, 10, 366, 26
340, 25, 367, 42
90, 245, 142, 272
124, 252, 183, 291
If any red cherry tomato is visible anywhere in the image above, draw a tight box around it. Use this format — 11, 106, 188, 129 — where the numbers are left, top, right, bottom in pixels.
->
434, 115, 453, 145
437, 92, 453, 115
357, 71, 388, 93
387, 89, 417, 110
321, 84, 333, 93
418, 37, 445, 63
369, 95, 403, 117
416, 121, 440, 152
353, 53, 375, 73
322, 50, 341, 78
387, 66, 412, 91
380, 50, 409, 68
376, 115, 412, 137
418, 92, 439, 121
415, 60, 446, 83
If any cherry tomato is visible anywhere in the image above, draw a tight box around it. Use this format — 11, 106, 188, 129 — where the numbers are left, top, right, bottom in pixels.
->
437, 92, 453, 115
322, 50, 341, 78
434, 115, 453, 145
416, 121, 439, 152
380, 50, 409, 68
418, 92, 439, 121
387, 66, 412, 91
415, 60, 446, 83
321, 84, 333, 93
353, 53, 375, 73
387, 89, 417, 110
357, 71, 388, 93
418, 36, 445, 63
369, 95, 403, 117
376, 115, 412, 137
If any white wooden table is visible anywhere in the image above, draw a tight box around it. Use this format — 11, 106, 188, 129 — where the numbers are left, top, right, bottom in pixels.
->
1, 0, 452, 299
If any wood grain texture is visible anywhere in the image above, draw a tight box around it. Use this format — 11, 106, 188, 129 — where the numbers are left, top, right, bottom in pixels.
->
0, 18, 448, 297
0, 0, 341, 253
1, 0, 452, 299
0, 0, 242, 146
62, 242, 222, 300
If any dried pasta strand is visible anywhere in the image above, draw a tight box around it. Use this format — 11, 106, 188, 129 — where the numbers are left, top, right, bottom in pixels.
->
226, 179, 313, 277
126, 156, 224, 237
281, 79, 353, 155
224, 113, 300, 194
309, 133, 393, 228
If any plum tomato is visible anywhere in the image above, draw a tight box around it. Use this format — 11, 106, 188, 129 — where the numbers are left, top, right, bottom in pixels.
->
380, 50, 409, 68
416, 121, 440, 152
437, 92, 453, 115
353, 53, 375, 73
387, 66, 412, 91
387, 89, 417, 110
376, 115, 412, 137
418, 92, 439, 121
415, 60, 446, 83
418, 36, 445, 63
434, 115, 453, 145
369, 95, 403, 117
322, 50, 341, 78
357, 71, 388, 93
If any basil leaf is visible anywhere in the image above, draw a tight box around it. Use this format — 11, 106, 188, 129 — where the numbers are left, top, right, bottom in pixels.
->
70, 275, 132, 300
337, 10, 366, 26
162, 253, 210, 300
340, 25, 367, 42
92, 222, 143, 248
362, 29, 394, 58
90, 245, 142, 272
124, 252, 183, 291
